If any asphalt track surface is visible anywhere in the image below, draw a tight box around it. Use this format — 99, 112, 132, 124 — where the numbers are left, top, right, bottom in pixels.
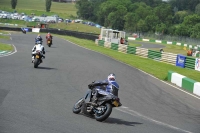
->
0, 33, 200, 133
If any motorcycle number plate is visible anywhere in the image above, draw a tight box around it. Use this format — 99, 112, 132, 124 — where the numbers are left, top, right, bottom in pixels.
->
36, 55, 39, 58
48, 41, 50, 43
113, 100, 119, 107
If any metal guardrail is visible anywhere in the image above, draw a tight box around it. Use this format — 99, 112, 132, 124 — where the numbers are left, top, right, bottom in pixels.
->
0, 26, 98, 41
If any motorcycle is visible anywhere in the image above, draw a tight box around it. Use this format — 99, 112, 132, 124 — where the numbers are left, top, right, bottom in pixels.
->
21, 28, 26, 34
46, 37, 52, 47
72, 81, 122, 122
33, 50, 43, 68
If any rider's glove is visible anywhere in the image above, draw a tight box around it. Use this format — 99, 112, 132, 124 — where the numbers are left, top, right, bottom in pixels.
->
88, 83, 94, 89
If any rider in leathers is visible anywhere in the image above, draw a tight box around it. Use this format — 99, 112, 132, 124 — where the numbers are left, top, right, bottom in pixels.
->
35, 34, 43, 44
88, 73, 119, 105
31, 41, 45, 63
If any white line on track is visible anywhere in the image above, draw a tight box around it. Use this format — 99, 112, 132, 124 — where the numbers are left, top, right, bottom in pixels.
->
116, 106, 193, 133
61, 38, 196, 133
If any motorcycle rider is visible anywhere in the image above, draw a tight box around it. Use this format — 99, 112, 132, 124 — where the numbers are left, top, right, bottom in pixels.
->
31, 40, 45, 63
46, 32, 53, 44
88, 73, 119, 105
35, 34, 43, 44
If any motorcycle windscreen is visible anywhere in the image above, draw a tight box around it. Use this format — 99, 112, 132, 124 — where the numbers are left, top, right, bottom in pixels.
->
110, 85, 118, 96
84, 90, 92, 103
106, 81, 119, 96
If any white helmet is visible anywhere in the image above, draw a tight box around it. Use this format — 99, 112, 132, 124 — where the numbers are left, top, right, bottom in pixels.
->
108, 73, 116, 81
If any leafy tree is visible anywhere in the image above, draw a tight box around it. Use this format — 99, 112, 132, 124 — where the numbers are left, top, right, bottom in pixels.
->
175, 24, 189, 36
135, 2, 152, 20
97, 0, 130, 29
145, 15, 159, 31
46, 0, 52, 12
195, 3, 200, 15
191, 23, 200, 38
173, 11, 190, 24
168, 0, 200, 12
11, 0, 17, 9
124, 12, 140, 32
107, 5, 127, 30
130, 0, 163, 7
153, 3, 173, 26
137, 19, 148, 32
156, 23, 166, 33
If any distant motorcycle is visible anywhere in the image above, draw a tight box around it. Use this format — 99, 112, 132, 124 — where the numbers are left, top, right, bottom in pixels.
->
33, 50, 43, 68
72, 81, 122, 122
21, 28, 26, 34
46, 36, 52, 47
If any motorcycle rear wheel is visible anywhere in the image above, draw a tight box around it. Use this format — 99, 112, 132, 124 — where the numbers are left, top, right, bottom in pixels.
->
72, 98, 84, 114
95, 103, 112, 122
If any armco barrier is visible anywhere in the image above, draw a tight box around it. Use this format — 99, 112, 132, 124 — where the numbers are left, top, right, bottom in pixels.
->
0, 26, 28, 32
168, 71, 200, 96
40, 28, 98, 41
0, 27, 98, 41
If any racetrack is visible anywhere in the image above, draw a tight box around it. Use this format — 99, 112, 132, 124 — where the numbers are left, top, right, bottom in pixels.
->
0, 32, 200, 133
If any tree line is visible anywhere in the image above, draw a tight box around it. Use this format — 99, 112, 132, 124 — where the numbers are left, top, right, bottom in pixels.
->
76, 0, 200, 39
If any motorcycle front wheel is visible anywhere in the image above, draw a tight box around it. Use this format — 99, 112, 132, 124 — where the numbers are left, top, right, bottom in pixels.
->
72, 98, 84, 114
95, 103, 112, 122
34, 58, 39, 68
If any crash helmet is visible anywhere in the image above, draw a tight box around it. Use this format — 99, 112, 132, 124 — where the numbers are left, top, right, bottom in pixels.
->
36, 40, 40, 44
108, 73, 116, 81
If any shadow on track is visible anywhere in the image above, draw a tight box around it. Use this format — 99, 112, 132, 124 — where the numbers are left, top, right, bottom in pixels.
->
104, 117, 143, 126
36, 66, 57, 70
76, 113, 142, 126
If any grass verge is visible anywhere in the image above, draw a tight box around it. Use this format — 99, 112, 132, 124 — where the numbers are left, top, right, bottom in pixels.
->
131, 40, 188, 56
56, 35, 200, 82
0, 35, 10, 40
0, 43, 13, 51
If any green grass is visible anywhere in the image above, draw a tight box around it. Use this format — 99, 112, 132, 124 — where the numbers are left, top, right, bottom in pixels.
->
0, 0, 77, 18
0, 35, 10, 40
0, 43, 13, 51
56, 35, 200, 82
0, 30, 9, 34
0, 18, 36, 27
0, 30, 10, 40
49, 23, 101, 34
128, 40, 141, 47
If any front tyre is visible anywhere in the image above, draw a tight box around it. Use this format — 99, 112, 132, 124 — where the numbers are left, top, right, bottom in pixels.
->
72, 98, 84, 114
34, 58, 39, 68
95, 103, 112, 122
